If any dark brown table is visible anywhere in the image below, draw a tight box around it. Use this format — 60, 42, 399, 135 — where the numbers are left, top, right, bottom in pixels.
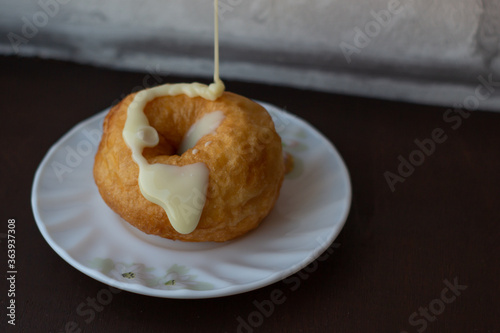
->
1, 55, 499, 333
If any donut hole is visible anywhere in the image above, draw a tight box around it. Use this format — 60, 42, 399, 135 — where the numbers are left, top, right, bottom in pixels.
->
142, 95, 211, 160
142, 131, 177, 160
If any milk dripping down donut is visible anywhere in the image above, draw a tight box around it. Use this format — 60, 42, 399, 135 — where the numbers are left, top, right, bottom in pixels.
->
94, 0, 285, 241
122, 0, 225, 234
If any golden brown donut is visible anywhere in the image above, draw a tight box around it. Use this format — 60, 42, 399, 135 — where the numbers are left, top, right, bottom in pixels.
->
94, 91, 285, 242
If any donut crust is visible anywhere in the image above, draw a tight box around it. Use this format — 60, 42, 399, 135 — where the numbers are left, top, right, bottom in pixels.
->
94, 91, 285, 242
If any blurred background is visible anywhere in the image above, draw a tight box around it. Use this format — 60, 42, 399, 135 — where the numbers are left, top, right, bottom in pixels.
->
1, 0, 500, 111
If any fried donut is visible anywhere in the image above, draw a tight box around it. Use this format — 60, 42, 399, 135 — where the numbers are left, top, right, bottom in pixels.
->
94, 91, 285, 242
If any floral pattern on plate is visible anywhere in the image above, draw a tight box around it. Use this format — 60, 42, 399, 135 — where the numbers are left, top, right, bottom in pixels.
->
90, 258, 214, 291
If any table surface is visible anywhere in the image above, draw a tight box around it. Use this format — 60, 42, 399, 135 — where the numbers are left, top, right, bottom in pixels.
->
1, 55, 499, 333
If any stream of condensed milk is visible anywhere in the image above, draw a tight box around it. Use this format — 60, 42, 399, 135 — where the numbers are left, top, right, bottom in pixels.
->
122, 0, 225, 234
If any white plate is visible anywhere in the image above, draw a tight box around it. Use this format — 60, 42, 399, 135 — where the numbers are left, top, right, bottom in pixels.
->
32, 101, 351, 299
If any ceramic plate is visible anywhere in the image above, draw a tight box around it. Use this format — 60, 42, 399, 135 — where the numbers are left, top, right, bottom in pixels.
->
32, 101, 351, 298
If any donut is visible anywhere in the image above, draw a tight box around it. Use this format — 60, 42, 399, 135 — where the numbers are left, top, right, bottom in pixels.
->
93, 91, 285, 242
